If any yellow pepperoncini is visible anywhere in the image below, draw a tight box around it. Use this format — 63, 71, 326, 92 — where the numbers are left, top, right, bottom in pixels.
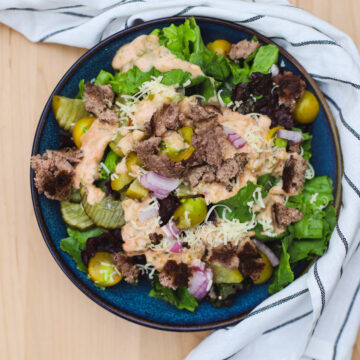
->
162, 127, 195, 162
266, 126, 284, 142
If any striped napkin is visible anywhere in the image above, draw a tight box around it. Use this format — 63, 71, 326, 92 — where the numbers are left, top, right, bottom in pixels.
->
2, 1, 360, 359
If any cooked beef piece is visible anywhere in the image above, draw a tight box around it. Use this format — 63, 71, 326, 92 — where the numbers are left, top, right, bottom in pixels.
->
274, 71, 306, 112
204, 104, 222, 116
216, 153, 248, 184
207, 245, 240, 269
31, 148, 82, 201
134, 137, 161, 159
192, 119, 226, 167
149, 232, 163, 245
282, 153, 307, 194
153, 102, 181, 137
159, 260, 192, 290
113, 253, 140, 284
144, 118, 154, 136
158, 194, 181, 225
249, 73, 273, 96
83, 82, 118, 124
231, 73, 295, 130
237, 239, 265, 281
272, 202, 303, 228
228, 39, 261, 61
135, 135, 184, 178
81, 231, 123, 266
182, 103, 219, 123
185, 165, 216, 188
288, 142, 301, 153
143, 154, 185, 178
182, 151, 204, 167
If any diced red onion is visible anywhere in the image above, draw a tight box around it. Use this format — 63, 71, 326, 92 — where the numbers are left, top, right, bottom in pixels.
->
162, 219, 181, 240
269, 64, 280, 77
140, 171, 180, 199
138, 206, 158, 222
169, 240, 183, 253
188, 267, 213, 300
276, 129, 302, 144
223, 126, 247, 149
253, 239, 280, 267
192, 259, 206, 272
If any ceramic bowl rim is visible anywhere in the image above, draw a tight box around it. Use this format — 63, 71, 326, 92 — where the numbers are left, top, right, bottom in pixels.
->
30, 15, 343, 332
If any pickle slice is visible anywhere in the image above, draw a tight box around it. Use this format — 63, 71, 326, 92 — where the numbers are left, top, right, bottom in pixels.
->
60, 201, 94, 230
80, 187, 125, 229
52, 95, 89, 131
126, 179, 148, 199
109, 131, 125, 157
70, 188, 81, 203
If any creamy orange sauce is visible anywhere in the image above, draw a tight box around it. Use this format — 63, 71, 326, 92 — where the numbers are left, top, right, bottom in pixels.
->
145, 245, 206, 271
116, 129, 145, 156
121, 197, 164, 254
73, 119, 117, 204
112, 34, 203, 78
134, 94, 169, 127
256, 193, 287, 235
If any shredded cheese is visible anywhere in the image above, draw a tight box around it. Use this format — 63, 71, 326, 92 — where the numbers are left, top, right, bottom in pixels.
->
99, 162, 111, 175
305, 162, 315, 179
137, 263, 156, 279
310, 192, 319, 204
180, 216, 257, 249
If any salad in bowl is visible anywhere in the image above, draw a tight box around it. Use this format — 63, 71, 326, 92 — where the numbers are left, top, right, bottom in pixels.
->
31, 18, 336, 312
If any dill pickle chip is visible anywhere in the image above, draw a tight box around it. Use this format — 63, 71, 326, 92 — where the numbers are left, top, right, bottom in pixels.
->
60, 201, 94, 230
80, 187, 125, 229
70, 188, 82, 203
52, 95, 89, 131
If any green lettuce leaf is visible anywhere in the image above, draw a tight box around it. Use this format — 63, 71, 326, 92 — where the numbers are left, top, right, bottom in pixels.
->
95, 70, 114, 85
108, 66, 215, 99
250, 44, 279, 74
149, 276, 198, 312
257, 174, 280, 192
288, 238, 328, 263
76, 79, 85, 99
216, 181, 266, 222
100, 149, 120, 179
60, 237, 87, 273
268, 235, 294, 294
66, 227, 104, 249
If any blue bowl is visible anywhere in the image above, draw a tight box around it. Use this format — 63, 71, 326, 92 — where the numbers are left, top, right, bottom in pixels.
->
31, 16, 342, 331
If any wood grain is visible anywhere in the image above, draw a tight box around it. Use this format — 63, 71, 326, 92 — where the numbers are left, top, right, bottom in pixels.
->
0, 1, 359, 359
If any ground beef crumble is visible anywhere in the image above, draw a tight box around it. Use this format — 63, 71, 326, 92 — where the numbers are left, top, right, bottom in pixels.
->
272, 202, 303, 228
152, 102, 181, 137
228, 39, 261, 61
134, 137, 161, 159
113, 253, 140, 284
274, 71, 306, 112
237, 240, 265, 281
83, 82, 118, 124
159, 260, 192, 290
282, 153, 307, 194
191, 119, 227, 167
207, 245, 240, 269
31, 148, 82, 201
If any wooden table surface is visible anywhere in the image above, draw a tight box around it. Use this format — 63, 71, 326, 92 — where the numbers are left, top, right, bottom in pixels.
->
0, 1, 359, 359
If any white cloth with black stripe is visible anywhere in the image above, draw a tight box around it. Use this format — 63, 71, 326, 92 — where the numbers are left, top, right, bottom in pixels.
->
2, 1, 360, 359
